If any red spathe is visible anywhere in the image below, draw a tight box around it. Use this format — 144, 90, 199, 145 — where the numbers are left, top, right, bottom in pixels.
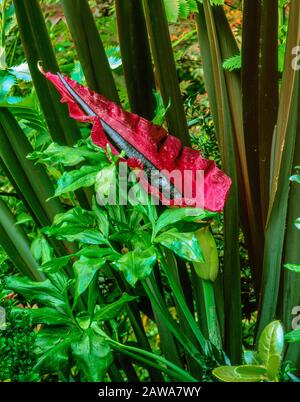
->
45, 72, 231, 212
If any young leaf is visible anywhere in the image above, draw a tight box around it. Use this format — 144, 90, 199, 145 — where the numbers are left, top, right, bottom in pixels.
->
258, 321, 284, 380
213, 365, 268, 382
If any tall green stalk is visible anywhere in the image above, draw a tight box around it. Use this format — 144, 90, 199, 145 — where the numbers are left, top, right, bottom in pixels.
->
0, 198, 44, 281
143, 0, 190, 145
13, 0, 81, 146
60, 0, 119, 104
116, 0, 156, 120
197, 1, 242, 363
258, 1, 300, 338
0, 109, 64, 227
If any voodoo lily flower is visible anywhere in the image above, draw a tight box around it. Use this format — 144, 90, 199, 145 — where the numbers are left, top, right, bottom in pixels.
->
43, 70, 231, 211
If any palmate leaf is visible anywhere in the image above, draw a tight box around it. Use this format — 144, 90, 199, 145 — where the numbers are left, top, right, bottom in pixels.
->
41, 255, 72, 274
34, 327, 81, 374
71, 328, 113, 382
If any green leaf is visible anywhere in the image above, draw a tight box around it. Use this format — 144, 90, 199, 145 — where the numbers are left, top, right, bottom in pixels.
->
44, 226, 106, 245
92, 199, 109, 238
222, 53, 241, 71
31, 235, 53, 264
43, 207, 108, 245
94, 293, 137, 322
290, 174, 300, 184
284, 264, 300, 273
73, 256, 106, 304
34, 327, 81, 373
5, 275, 68, 311
213, 365, 268, 382
11, 306, 73, 326
112, 247, 157, 286
258, 321, 284, 380
75, 246, 118, 260
29, 142, 104, 167
154, 228, 204, 263
244, 350, 261, 365
9, 63, 31, 82
94, 164, 116, 201
153, 207, 216, 238
41, 255, 72, 273
295, 218, 300, 230
164, 0, 179, 23
53, 165, 100, 197
193, 227, 219, 281
285, 329, 300, 343
71, 328, 113, 381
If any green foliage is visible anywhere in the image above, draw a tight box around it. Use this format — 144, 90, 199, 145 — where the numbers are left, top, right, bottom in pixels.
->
222, 54, 241, 71
5, 270, 138, 380
0, 262, 38, 382
164, 0, 224, 22
213, 321, 284, 382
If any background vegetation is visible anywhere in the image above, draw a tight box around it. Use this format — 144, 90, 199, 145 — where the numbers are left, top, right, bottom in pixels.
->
0, 0, 299, 382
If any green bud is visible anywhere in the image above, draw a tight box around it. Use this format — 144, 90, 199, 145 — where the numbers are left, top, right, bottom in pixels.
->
193, 227, 219, 282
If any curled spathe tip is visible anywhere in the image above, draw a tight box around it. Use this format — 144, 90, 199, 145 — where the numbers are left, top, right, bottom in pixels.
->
37, 61, 46, 75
